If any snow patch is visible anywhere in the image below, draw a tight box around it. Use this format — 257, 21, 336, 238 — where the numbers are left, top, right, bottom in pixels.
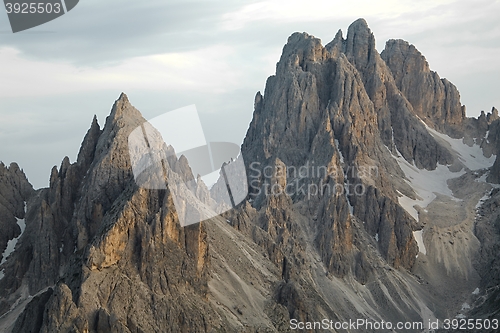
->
476, 172, 489, 183
476, 192, 491, 210
461, 303, 470, 311
374, 233, 379, 242
426, 126, 496, 170
0, 218, 26, 266
334, 139, 344, 164
394, 150, 464, 221
472, 288, 480, 295
413, 229, 427, 255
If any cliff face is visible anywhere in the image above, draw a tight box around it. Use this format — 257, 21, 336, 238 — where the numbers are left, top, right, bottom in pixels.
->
1, 18, 499, 333
1, 95, 222, 332
381, 39, 466, 136
237, 18, 499, 326
241, 19, 436, 280
487, 118, 500, 183
0, 162, 33, 267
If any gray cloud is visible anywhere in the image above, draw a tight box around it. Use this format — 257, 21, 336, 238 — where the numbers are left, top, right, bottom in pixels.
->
0, 0, 243, 65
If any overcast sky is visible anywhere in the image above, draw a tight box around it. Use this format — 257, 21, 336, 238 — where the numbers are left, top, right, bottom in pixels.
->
1, 0, 499, 189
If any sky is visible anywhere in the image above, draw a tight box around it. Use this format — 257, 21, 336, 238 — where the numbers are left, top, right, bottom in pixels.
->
0, 0, 499, 189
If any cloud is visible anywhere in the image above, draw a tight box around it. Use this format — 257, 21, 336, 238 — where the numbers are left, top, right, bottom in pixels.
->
0, 44, 246, 98
0, 0, 242, 65
219, 0, 456, 30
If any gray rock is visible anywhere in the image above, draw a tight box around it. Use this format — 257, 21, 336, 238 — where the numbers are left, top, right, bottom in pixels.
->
2, 18, 500, 333
381, 39, 465, 137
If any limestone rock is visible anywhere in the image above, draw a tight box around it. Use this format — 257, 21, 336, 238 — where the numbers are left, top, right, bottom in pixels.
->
0, 118, 103, 321
2, 18, 500, 333
381, 39, 465, 136
0, 162, 33, 263
487, 119, 500, 183
4, 94, 227, 333
341, 20, 453, 169
241, 21, 423, 279
488, 107, 499, 123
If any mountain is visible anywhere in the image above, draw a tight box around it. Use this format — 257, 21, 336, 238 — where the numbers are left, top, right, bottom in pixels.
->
0, 163, 33, 270
0, 19, 499, 332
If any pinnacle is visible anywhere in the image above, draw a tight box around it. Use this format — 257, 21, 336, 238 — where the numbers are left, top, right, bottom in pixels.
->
351, 18, 368, 29
107, 92, 144, 127
346, 17, 372, 39
117, 92, 129, 103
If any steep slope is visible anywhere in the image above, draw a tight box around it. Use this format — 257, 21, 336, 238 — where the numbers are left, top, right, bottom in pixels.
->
381, 38, 465, 137
487, 117, 500, 183
0, 113, 102, 324
0, 162, 33, 280
237, 18, 499, 328
242, 27, 419, 273
1, 95, 227, 332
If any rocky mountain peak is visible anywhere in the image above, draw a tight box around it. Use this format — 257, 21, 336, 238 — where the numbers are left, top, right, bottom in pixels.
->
383, 39, 431, 73
278, 31, 326, 72
104, 92, 144, 130
349, 17, 369, 30
0, 160, 33, 295
93, 94, 145, 171
488, 106, 499, 123
325, 28, 343, 56
345, 17, 377, 69
1, 92, 220, 332
381, 38, 466, 135
76, 114, 101, 169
